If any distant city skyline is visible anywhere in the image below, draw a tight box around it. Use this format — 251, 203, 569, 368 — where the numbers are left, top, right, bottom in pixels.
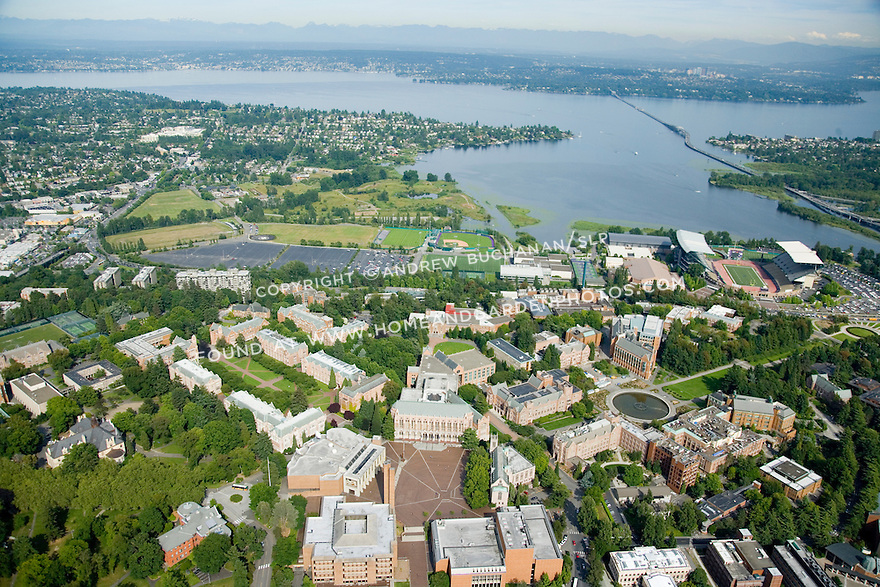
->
3, 0, 879, 46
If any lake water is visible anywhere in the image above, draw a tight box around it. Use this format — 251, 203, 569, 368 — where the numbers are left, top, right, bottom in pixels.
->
2, 69, 878, 252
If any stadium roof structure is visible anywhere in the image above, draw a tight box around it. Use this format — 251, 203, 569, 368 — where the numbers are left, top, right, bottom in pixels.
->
776, 241, 823, 266
676, 230, 714, 255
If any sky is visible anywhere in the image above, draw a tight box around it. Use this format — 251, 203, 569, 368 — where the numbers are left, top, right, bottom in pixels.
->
1, 0, 879, 46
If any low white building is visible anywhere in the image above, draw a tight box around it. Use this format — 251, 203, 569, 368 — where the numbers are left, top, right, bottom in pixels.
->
223, 391, 325, 452
169, 359, 222, 395
609, 547, 692, 587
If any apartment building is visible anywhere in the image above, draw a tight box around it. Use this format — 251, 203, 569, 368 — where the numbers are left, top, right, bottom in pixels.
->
132, 266, 157, 288
93, 266, 122, 290
175, 269, 251, 297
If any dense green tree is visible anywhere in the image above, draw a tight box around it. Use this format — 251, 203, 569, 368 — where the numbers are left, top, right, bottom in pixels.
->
192, 532, 231, 573
127, 533, 163, 579
61, 443, 99, 476
463, 447, 491, 509
46, 396, 82, 435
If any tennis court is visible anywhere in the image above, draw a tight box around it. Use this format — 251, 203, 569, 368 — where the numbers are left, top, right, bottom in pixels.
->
49, 311, 97, 338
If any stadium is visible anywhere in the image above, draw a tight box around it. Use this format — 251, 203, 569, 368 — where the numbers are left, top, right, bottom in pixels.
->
678, 230, 822, 297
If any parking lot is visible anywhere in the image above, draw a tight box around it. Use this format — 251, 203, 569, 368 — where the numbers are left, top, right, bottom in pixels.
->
822, 264, 880, 317
270, 244, 357, 272
146, 240, 284, 268
350, 249, 412, 277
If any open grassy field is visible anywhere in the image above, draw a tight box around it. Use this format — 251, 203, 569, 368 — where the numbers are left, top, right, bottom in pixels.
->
381, 227, 429, 248
319, 178, 489, 221
497, 205, 539, 228
256, 222, 378, 246
0, 322, 67, 352
438, 231, 494, 249
434, 341, 475, 355
105, 221, 236, 250
129, 189, 222, 218
424, 253, 502, 278
664, 367, 730, 400
723, 264, 766, 287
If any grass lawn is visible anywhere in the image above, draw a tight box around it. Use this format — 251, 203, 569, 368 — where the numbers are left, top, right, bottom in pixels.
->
535, 415, 581, 430
96, 567, 130, 587
381, 227, 429, 248
434, 341, 476, 355
723, 264, 766, 288
833, 333, 857, 341
274, 379, 299, 393
497, 205, 539, 228
664, 367, 730, 400
105, 221, 236, 250
156, 441, 184, 455
257, 222, 378, 247
242, 373, 263, 387
0, 322, 67, 352
747, 344, 817, 365
438, 231, 494, 249
848, 327, 877, 338
129, 189, 221, 218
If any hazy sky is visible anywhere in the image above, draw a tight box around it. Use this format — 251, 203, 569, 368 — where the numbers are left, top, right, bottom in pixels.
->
2, 0, 879, 46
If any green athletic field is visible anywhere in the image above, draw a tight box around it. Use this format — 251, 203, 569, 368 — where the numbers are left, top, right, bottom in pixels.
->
0, 323, 67, 352
724, 264, 766, 288
438, 231, 494, 249
424, 253, 502, 279
381, 228, 429, 248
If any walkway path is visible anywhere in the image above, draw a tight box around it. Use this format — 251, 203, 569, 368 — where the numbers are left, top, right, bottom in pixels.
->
219, 355, 285, 392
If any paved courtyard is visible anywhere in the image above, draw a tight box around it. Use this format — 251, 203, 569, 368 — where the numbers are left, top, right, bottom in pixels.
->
385, 442, 491, 527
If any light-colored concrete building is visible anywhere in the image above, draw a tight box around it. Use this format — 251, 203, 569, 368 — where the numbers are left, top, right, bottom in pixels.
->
256, 329, 308, 367
93, 266, 122, 290
303, 496, 397, 586
209, 317, 267, 346
286, 428, 386, 497
431, 505, 563, 587
223, 391, 325, 452
339, 373, 389, 411
486, 370, 582, 426
131, 266, 157, 288
609, 547, 692, 587
760, 456, 822, 500
169, 358, 222, 395
115, 327, 199, 367
0, 339, 66, 369
301, 351, 365, 389
9, 373, 62, 416
176, 269, 251, 297
63, 360, 123, 391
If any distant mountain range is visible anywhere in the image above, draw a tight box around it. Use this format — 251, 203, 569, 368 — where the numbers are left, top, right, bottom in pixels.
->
0, 17, 876, 66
